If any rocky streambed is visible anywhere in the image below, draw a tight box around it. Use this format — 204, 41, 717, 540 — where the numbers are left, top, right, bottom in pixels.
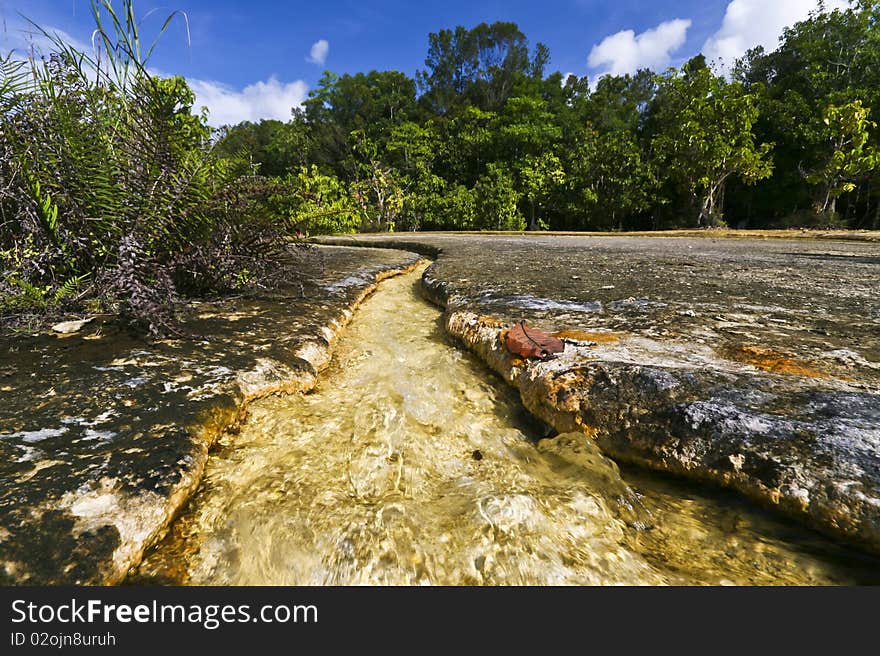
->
0, 246, 422, 584
2, 233, 879, 584
319, 234, 880, 555
132, 266, 880, 585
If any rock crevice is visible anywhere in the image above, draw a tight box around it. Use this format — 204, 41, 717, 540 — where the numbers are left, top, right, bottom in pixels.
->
0, 246, 423, 584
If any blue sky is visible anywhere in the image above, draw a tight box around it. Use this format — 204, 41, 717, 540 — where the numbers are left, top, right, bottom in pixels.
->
0, 1, 847, 125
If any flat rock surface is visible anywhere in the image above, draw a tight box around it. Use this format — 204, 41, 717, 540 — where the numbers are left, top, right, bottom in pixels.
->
0, 245, 421, 584
318, 233, 880, 553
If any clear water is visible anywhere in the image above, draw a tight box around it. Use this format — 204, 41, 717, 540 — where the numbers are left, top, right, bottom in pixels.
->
135, 267, 880, 585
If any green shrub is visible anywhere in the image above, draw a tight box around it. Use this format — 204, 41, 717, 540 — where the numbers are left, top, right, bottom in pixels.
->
0, 1, 310, 335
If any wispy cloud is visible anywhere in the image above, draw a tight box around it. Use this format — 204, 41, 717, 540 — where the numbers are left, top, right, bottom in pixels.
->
588, 18, 691, 80
1, 12, 309, 128
306, 39, 329, 66
189, 76, 308, 127
702, 0, 849, 72
1, 16, 90, 60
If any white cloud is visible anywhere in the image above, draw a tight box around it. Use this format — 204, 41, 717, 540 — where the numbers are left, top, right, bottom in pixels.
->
189, 76, 309, 127
588, 18, 691, 79
306, 39, 329, 66
703, 0, 850, 70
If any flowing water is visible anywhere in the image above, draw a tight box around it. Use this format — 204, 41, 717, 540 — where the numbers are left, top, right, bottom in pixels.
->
135, 267, 880, 585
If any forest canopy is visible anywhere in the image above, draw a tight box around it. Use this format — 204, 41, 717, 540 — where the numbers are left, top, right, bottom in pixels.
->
215, 2, 880, 234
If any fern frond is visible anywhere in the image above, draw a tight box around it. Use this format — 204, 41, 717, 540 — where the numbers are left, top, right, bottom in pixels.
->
52, 273, 90, 305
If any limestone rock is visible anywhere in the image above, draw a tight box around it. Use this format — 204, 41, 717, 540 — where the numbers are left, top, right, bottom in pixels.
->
51, 317, 94, 334
0, 246, 422, 584
317, 233, 880, 554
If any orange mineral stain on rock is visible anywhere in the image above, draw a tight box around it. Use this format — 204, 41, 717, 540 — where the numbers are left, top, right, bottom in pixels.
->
553, 330, 622, 344
574, 417, 600, 439
725, 345, 830, 379
477, 315, 506, 328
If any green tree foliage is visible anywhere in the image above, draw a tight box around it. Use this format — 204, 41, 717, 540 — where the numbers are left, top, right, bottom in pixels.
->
566, 129, 654, 231
201, 4, 880, 233
649, 57, 773, 227
4, 2, 875, 337
417, 22, 548, 114
304, 71, 416, 143
734, 1, 880, 226
517, 153, 565, 230
275, 166, 358, 235
386, 121, 445, 230
473, 164, 524, 231
213, 119, 307, 177
584, 70, 656, 133
805, 101, 878, 217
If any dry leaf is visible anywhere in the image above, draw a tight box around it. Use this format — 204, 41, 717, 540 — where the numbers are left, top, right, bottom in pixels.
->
505, 321, 564, 360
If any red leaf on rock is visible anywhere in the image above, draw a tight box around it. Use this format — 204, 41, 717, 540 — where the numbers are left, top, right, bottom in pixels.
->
505, 322, 565, 360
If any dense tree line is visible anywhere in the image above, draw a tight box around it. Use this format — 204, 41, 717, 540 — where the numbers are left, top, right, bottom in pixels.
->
217, 2, 880, 233
2, 2, 878, 335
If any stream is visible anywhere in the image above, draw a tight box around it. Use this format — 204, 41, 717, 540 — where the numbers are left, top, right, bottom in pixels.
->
134, 266, 880, 585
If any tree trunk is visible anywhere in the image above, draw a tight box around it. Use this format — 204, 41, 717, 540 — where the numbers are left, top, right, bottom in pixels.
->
861, 181, 873, 228
528, 200, 536, 231
821, 185, 833, 215
698, 193, 712, 228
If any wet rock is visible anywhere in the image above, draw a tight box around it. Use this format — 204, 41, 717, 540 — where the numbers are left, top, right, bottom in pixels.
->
0, 245, 422, 584
317, 233, 880, 554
